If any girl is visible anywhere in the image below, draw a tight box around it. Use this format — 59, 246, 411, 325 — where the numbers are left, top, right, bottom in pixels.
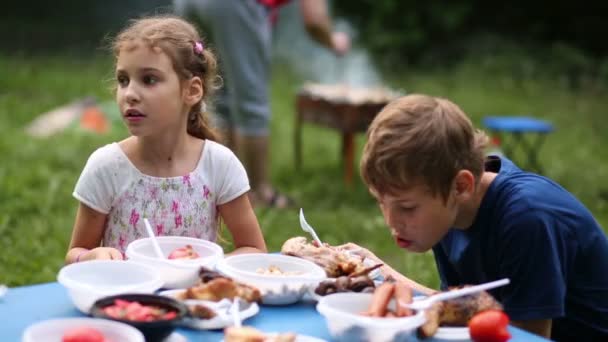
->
65, 16, 267, 264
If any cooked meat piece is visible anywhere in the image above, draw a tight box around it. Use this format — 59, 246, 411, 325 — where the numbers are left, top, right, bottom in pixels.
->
417, 302, 444, 339
440, 289, 503, 326
199, 267, 228, 283
189, 304, 216, 319
178, 277, 261, 303
235, 282, 262, 303
224, 326, 266, 342
349, 276, 375, 292
281, 236, 368, 277
224, 326, 296, 342
315, 280, 338, 296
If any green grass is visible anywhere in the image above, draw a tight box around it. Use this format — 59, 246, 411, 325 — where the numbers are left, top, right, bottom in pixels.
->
1, 53, 606, 289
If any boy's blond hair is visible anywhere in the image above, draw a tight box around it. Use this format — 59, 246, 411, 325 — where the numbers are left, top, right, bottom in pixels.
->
361, 94, 489, 201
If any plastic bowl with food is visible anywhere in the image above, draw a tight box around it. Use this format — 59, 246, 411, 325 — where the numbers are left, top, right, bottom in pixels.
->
57, 260, 163, 313
215, 254, 327, 305
22, 317, 145, 342
125, 236, 224, 289
91, 293, 188, 342
316, 292, 426, 342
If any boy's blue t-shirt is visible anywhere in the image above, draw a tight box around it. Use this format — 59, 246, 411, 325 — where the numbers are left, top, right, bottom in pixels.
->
432, 156, 608, 341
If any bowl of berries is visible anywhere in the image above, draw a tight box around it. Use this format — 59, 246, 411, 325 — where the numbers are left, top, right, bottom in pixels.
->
90, 293, 188, 342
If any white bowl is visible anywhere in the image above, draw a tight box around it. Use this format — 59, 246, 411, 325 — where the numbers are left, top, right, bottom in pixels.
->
57, 260, 163, 313
316, 292, 426, 342
22, 317, 145, 342
215, 254, 327, 305
125, 236, 224, 289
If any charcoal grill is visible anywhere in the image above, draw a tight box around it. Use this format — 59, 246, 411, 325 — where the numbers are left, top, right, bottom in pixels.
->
294, 86, 397, 185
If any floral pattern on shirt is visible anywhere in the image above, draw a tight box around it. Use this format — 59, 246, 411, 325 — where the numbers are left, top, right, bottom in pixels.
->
104, 174, 218, 253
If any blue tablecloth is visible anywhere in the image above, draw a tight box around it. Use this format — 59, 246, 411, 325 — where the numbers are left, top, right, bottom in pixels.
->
0, 282, 551, 341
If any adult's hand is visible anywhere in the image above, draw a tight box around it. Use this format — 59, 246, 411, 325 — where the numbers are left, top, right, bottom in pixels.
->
331, 31, 351, 56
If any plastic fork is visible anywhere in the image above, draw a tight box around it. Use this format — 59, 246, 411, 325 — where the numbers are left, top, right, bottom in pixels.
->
144, 218, 166, 259
299, 208, 323, 246
404, 278, 510, 311
230, 297, 242, 328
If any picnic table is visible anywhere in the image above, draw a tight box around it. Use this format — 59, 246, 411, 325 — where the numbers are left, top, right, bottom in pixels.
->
1, 282, 552, 341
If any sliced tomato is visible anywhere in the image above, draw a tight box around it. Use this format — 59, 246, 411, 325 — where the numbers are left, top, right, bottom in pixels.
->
468, 309, 511, 342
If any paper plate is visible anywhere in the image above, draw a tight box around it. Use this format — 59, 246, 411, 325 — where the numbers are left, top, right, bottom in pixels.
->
159, 290, 260, 330
221, 333, 326, 342
433, 326, 470, 341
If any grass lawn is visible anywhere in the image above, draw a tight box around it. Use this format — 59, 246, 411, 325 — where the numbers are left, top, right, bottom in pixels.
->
1, 53, 607, 289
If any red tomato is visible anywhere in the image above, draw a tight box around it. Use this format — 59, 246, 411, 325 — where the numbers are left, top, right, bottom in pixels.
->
468, 310, 511, 342
62, 326, 105, 342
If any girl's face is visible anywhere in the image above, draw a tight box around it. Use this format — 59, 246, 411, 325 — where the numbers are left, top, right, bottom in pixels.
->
377, 184, 459, 253
115, 43, 187, 137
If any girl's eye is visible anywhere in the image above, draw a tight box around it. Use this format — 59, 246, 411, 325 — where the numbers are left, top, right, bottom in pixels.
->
117, 75, 129, 87
399, 206, 416, 212
143, 75, 158, 85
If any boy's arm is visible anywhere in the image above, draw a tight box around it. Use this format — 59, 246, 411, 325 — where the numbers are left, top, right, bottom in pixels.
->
511, 319, 552, 339
380, 263, 438, 296
337, 242, 437, 295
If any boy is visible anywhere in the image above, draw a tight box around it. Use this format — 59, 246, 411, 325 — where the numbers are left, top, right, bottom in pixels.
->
347, 94, 608, 340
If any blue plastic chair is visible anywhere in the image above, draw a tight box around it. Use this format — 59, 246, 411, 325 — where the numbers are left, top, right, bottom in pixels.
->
483, 116, 554, 173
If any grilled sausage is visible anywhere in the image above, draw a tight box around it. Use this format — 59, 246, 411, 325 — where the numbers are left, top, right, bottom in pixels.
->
367, 282, 395, 317
394, 281, 413, 317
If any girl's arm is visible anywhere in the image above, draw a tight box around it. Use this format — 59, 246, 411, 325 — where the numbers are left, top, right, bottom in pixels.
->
218, 193, 267, 255
65, 202, 122, 264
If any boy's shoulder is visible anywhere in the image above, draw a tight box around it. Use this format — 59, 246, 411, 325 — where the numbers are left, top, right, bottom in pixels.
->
483, 156, 596, 231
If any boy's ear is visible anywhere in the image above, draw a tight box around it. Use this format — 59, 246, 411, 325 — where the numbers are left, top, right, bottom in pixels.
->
184, 76, 204, 106
453, 170, 475, 200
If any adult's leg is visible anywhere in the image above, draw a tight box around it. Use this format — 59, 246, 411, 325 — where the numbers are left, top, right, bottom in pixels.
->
173, 0, 236, 148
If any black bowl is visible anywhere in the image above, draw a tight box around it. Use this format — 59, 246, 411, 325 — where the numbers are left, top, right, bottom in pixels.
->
90, 293, 188, 342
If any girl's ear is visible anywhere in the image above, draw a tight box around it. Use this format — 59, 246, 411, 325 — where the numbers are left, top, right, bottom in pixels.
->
453, 170, 475, 202
183, 76, 204, 106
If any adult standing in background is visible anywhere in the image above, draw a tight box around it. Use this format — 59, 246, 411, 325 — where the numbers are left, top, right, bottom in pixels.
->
174, 0, 350, 208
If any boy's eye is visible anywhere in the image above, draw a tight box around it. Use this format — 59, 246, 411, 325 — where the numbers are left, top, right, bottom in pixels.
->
143, 75, 158, 85
117, 75, 129, 87
399, 206, 416, 212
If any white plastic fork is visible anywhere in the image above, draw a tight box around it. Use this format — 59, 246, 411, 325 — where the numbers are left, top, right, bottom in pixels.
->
299, 208, 323, 246
404, 278, 510, 311
230, 297, 242, 328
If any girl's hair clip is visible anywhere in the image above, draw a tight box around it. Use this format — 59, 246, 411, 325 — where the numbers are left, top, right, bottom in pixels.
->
194, 41, 204, 55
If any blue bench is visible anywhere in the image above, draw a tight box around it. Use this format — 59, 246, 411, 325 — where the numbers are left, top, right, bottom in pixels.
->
483, 116, 554, 173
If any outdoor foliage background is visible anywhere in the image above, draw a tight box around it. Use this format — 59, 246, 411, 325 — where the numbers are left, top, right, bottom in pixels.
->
1, 1, 607, 287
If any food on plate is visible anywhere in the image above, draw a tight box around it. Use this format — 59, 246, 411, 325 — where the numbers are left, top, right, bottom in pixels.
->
224, 326, 296, 342
102, 299, 177, 321
314, 273, 376, 296
256, 265, 304, 276
359, 281, 414, 318
175, 267, 261, 303
188, 304, 217, 319
468, 310, 511, 342
418, 286, 504, 339
62, 326, 106, 342
417, 302, 443, 338
168, 244, 200, 260
281, 236, 382, 277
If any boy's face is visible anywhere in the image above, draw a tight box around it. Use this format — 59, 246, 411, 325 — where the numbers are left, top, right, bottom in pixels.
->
377, 184, 458, 253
